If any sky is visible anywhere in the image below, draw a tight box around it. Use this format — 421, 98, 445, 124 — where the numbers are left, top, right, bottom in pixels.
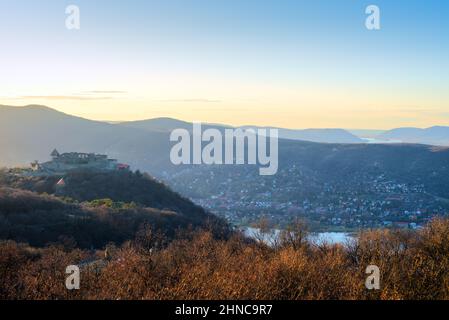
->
0, 0, 448, 129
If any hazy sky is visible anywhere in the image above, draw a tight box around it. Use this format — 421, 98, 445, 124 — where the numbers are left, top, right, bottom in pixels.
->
1, 0, 448, 129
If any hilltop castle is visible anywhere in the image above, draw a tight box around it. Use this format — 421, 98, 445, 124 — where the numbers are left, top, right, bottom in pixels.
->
31, 149, 129, 175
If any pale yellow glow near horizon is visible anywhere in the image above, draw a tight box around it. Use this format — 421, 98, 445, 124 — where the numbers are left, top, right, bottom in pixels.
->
2, 96, 448, 130
1, 81, 448, 130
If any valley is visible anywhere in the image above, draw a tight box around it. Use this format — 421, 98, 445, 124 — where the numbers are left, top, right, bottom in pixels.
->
2, 105, 449, 232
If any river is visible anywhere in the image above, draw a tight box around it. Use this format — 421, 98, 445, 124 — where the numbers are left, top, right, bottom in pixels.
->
243, 227, 354, 246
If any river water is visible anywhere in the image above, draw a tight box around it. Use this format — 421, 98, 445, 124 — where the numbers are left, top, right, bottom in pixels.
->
243, 227, 354, 246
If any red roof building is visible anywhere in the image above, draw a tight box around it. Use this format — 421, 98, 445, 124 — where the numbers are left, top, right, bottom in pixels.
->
117, 163, 130, 170
56, 178, 66, 187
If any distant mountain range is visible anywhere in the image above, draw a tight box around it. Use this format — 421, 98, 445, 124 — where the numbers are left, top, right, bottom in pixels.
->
0, 105, 171, 170
0, 104, 365, 170
120, 117, 364, 143
118, 117, 449, 146
376, 127, 449, 146
2, 104, 449, 174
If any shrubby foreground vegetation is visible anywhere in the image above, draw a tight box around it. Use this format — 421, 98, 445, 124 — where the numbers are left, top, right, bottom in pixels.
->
1, 169, 448, 300
1, 218, 449, 300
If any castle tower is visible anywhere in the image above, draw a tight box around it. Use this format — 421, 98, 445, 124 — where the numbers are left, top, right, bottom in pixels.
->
51, 149, 60, 159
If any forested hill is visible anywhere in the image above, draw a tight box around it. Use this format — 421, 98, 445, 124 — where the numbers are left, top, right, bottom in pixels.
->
0, 169, 229, 248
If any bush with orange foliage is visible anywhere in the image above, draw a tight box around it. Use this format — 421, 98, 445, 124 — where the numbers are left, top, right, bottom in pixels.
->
1, 218, 448, 300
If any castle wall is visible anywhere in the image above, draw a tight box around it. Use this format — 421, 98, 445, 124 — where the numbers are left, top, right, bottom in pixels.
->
34, 151, 120, 175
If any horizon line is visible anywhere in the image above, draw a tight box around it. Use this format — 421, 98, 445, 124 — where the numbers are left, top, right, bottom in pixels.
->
0, 103, 447, 132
